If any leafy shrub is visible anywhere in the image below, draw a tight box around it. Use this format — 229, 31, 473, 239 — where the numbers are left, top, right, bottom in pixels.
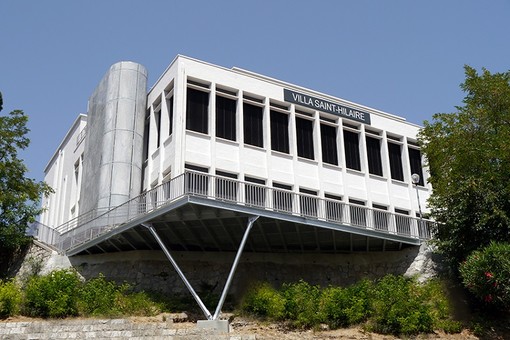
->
319, 279, 372, 329
367, 275, 434, 335
460, 241, 510, 309
114, 290, 160, 316
281, 280, 322, 328
240, 276, 460, 335
79, 274, 160, 317
437, 319, 463, 334
318, 286, 350, 328
343, 279, 373, 325
24, 269, 82, 318
78, 274, 125, 316
0, 280, 22, 318
241, 282, 285, 320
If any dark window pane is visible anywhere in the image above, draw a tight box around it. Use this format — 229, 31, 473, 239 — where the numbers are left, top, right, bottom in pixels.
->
184, 164, 209, 195
388, 142, 404, 181
366, 136, 383, 176
372, 205, 389, 231
325, 194, 343, 222
155, 109, 161, 148
408, 148, 424, 186
270, 110, 289, 153
215, 171, 238, 201
243, 103, 263, 147
167, 96, 174, 135
349, 199, 366, 227
320, 124, 338, 165
245, 176, 266, 207
186, 88, 209, 134
344, 130, 361, 171
299, 189, 317, 217
216, 96, 236, 141
296, 117, 314, 159
395, 209, 411, 235
273, 183, 292, 212
142, 112, 150, 161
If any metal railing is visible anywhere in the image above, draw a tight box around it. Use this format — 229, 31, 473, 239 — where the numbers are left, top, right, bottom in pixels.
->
36, 171, 434, 253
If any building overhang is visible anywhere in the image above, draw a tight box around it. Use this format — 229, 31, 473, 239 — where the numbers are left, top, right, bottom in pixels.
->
65, 196, 420, 257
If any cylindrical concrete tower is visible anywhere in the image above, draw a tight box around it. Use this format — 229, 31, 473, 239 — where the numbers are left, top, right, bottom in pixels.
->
80, 61, 147, 213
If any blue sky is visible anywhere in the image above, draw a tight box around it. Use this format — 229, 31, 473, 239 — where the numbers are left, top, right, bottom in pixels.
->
1, 1, 509, 184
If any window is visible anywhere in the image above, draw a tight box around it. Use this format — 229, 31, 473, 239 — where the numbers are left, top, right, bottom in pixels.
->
186, 88, 209, 134
408, 148, 424, 186
74, 159, 80, 184
243, 103, 263, 147
325, 194, 343, 222
388, 142, 404, 181
142, 111, 150, 161
150, 181, 159, 210
184, 164, 209, 195
273, 183, 292, 212
154, 108, 162, 148
344, 130, 361, 171
395, 208, 411, 235
320, 124, 338, 165
216, 95, 236, 141
215, 171, 238, 201
299, 188, 318, 217
296, 117, 314, 159
245, 176, 266, 207
167, 96, 174, 135
270, 110, 289, 153
349, 199, 366, 226
372, 204, 389, 231
162, 171, 172, 200
366, 136, 383, 176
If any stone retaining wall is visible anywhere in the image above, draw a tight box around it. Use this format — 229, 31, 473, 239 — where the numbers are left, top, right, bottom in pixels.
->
16, 241, 437, 301
0, 318, 253, 340
68, 244, 436, 299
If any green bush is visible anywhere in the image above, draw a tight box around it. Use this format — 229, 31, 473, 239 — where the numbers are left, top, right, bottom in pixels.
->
367, 275, 434, 335
318, 286, 350, 328
319, 280, 372, 329
282, 280, 322, 328
343, 279, 373, 325
79, 274, 161, 317
0, 280, 22, 318
78, 274, 125, 316
240, 276, 460, 335
460, 241, 510, 309
114, 290, 160, 316
24, 269, 82, 318
241, 282, 285, 320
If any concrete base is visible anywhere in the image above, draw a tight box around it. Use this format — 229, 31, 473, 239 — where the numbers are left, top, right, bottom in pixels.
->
196, 320, 230, 333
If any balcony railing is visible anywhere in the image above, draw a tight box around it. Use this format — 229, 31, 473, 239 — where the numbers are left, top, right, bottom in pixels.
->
37, 171, 434, 253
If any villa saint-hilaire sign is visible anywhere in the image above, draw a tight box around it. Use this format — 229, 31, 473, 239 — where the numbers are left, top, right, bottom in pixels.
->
284, 89, 371, 125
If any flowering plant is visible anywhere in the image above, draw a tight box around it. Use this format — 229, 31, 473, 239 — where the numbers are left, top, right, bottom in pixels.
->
459, 241, 510, 309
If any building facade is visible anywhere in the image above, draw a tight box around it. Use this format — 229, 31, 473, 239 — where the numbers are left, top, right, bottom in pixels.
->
39, 55, 432, 253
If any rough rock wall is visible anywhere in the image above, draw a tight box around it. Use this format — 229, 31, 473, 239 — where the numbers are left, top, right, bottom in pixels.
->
16, 241, 438, 300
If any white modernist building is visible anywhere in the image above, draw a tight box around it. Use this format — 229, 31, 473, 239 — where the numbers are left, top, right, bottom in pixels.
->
39, 55, 433, 256
38, 55, 435, 322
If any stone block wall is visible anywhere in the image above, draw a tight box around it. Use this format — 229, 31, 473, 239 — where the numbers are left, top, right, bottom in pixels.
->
0, 318, 255, 340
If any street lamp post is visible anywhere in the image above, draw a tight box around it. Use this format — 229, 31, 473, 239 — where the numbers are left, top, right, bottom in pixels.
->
411, 173, 424, 238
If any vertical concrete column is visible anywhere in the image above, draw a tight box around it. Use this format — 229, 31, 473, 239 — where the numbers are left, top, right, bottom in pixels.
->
80, 62, 148, 213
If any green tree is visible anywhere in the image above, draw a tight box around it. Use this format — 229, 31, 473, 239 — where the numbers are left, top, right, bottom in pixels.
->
0, 92, 52, 257
418, 66, 510, 271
